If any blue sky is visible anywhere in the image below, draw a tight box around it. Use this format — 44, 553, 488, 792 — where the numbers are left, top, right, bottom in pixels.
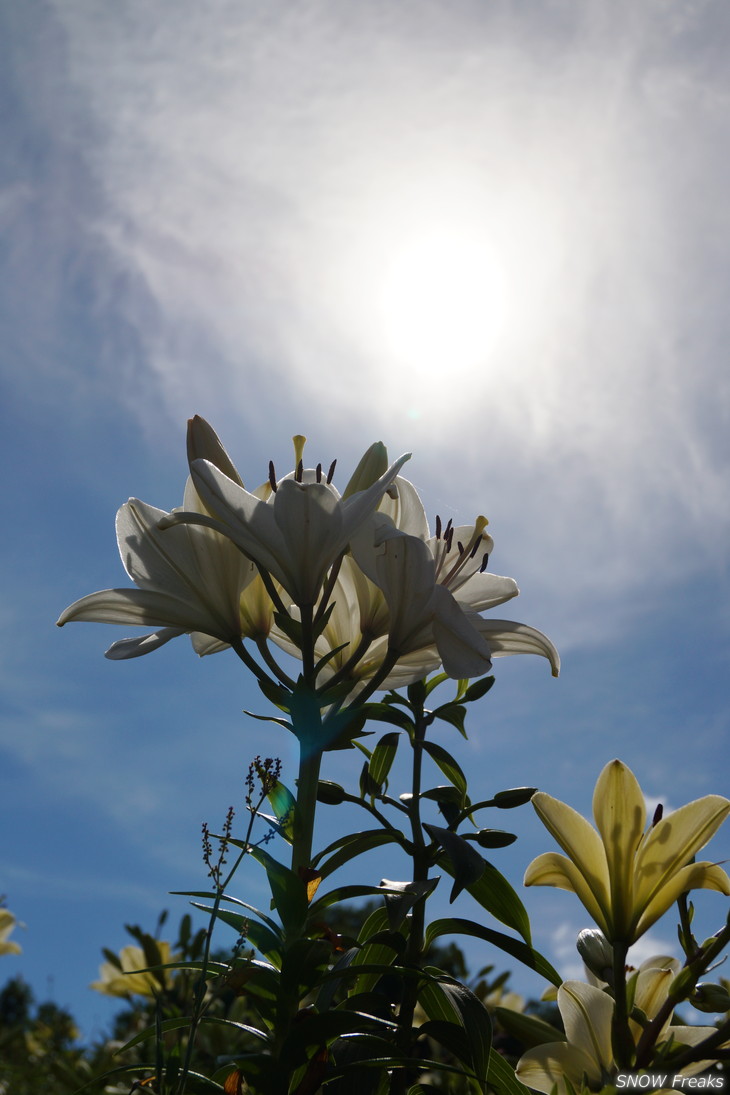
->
2, 0, 729, 1043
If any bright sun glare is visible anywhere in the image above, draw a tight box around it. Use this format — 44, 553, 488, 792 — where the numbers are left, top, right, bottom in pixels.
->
376, 227, 508, 375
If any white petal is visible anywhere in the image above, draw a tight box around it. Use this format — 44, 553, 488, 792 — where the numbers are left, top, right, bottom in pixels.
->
453, 572, 518, 612
105, 628, 185, 659
430, 585, 493, 678
471, 618, 561, 676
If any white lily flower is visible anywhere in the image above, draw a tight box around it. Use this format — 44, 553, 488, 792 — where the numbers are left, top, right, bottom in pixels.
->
270, 476, 559, 690
162, 449, 412, 608
351, 478, 560, 681
516, 966, 724, 1094
57, 483, 270, 658
58, 418, 280, 658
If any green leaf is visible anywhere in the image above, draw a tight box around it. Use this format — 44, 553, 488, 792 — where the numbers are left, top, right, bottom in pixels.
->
314, 829, 406, 877
424, 918, 561, 987
368, 731, 400, 791
487, 1047, 533, 1095
273, 610, 303, 647
432, 703, 468, 737
494, 1006, 566, 1048
433, 974, 492, 1091
249, 846, 308, 935
379, 877, 440, 931
436, 854, 533, 942
420, 785, 464, 804
244, 708, 294, 732
265, 778, 296, 842
172, 889, 281, 933
308, 883, 407, 919
424, 671, 450, 697
407, 679, 427, 709
256, 673, 292, 711
462, 676, 495, 703
424, 824, 486, 902
422, 741, 468, 799
289, 678, 324, 746
418, 1018, 473, 1064
362, 702, 415, 732
281, 1008, 397, 1064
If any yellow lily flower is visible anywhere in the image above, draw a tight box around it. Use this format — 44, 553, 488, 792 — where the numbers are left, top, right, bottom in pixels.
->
90, 941, 177, 998
525, 760, 730, 943
0, 908, 22, 956
517, 962, 724, 1095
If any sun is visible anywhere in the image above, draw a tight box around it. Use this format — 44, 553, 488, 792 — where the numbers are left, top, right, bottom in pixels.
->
376, 225, 508, 376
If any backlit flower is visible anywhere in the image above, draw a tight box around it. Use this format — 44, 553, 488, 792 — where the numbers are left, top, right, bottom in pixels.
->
0, 909, 22, 956
525, 760, 730, 943
516, 963, 724, 1094
162, 443, 411, 608
91, 942, 176, 998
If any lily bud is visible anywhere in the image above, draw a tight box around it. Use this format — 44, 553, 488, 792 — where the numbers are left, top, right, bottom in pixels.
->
691, 982, 730, 1012
342, 441, 389, 498
576, 928, 614, 983
316, 781, 346, 805
492, 787, 538, 809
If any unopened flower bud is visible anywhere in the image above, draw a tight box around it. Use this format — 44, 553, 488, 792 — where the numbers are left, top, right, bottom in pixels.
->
472, 829, 517, 848
342, 442, 389, 498
492, 787, 538, 809
691, 982, 730, 1013
316, 781, 346, 805
576, 929, 614, 982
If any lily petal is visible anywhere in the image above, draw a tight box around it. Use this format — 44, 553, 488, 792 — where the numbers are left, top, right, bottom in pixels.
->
558, 981, 614, 1075
634, 861, 730, 938
516, 1042, 599, 1095
106, 628, 185, 660
634, 794, 730, 911
471, 618, 561, 676
531, 794, 611, 918
524, 852, 610, 934
593, 760, 646, 938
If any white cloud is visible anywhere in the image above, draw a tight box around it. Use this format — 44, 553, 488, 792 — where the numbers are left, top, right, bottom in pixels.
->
32, 0, 728, 649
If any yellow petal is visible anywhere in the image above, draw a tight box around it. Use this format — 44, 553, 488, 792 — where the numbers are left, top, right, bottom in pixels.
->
634, 794, 730, 912
524, 852, 611, 936
592, 760, 646, 940
633, 861, 730, 939
516, 1042, 599, 1095
558, 981, 615, 1075
532, 793, 611, 918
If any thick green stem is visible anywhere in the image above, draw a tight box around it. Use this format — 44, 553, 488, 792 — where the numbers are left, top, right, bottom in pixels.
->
291, 744, 323, 875
611, 941, 634, 1069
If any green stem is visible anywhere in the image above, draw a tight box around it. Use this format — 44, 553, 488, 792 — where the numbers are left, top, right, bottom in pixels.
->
390, 706, 429, 1095
611, 941, 633, 1069
291, 743, 323, 875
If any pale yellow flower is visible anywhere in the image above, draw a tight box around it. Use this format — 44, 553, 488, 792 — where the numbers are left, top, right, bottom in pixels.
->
0, 909, 22, 956
516, 962, 723, 1094
90, 942, 176, 998
525, 760, 730, 943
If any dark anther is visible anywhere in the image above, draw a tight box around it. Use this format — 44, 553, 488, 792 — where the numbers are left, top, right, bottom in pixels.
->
435, 514, 442, 538
268, 461, 277, 492
326, 459, 337, 484
316, 463, 322, 483
457, 540, 465, 555
444, 518, 453, 536
469, 537, 482, 559
296, 459, 303, 482
479, 553, 490, 573
444, 527, 454, 551
652, 803, 664, 827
